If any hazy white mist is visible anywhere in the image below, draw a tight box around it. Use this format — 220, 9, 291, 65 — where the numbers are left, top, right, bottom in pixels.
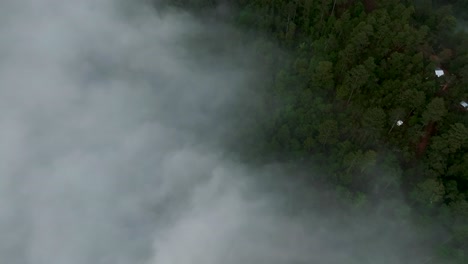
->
0, 1, 430, 263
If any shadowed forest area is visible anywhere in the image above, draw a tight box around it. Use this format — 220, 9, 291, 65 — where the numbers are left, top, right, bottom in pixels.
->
161, 0, 468, 262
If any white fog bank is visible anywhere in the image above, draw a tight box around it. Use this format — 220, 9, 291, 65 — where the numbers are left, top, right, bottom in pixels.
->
0, 1, 428, 264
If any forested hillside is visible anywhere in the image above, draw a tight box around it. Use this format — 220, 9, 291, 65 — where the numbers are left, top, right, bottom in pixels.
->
163, 0, 467, 262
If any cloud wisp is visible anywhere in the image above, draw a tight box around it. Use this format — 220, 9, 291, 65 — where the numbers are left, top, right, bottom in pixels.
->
0, 1, 430, 264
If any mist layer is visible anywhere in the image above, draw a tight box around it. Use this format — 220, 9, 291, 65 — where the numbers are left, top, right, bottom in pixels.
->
0, 1, 428, 264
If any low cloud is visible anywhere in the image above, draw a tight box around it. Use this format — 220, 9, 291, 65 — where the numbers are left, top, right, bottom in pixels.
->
0, 1, 431, 263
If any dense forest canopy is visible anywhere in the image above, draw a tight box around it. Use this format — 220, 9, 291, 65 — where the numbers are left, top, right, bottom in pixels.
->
162, 0, 468, 262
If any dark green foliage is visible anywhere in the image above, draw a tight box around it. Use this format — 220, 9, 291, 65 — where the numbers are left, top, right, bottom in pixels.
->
226, 0, 468, 260
164, 0, 468, 261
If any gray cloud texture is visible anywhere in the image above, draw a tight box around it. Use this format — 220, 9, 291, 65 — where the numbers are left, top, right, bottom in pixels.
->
0, 1, 432, 263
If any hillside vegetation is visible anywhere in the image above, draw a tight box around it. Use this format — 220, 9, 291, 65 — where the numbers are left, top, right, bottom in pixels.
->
164, 0, 468, 262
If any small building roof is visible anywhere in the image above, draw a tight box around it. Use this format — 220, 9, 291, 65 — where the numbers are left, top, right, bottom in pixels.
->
435, 69, 444, 77
460, 101, 468, 108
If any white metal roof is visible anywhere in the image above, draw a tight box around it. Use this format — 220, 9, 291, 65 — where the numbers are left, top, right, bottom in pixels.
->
435, 69, 444, 77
